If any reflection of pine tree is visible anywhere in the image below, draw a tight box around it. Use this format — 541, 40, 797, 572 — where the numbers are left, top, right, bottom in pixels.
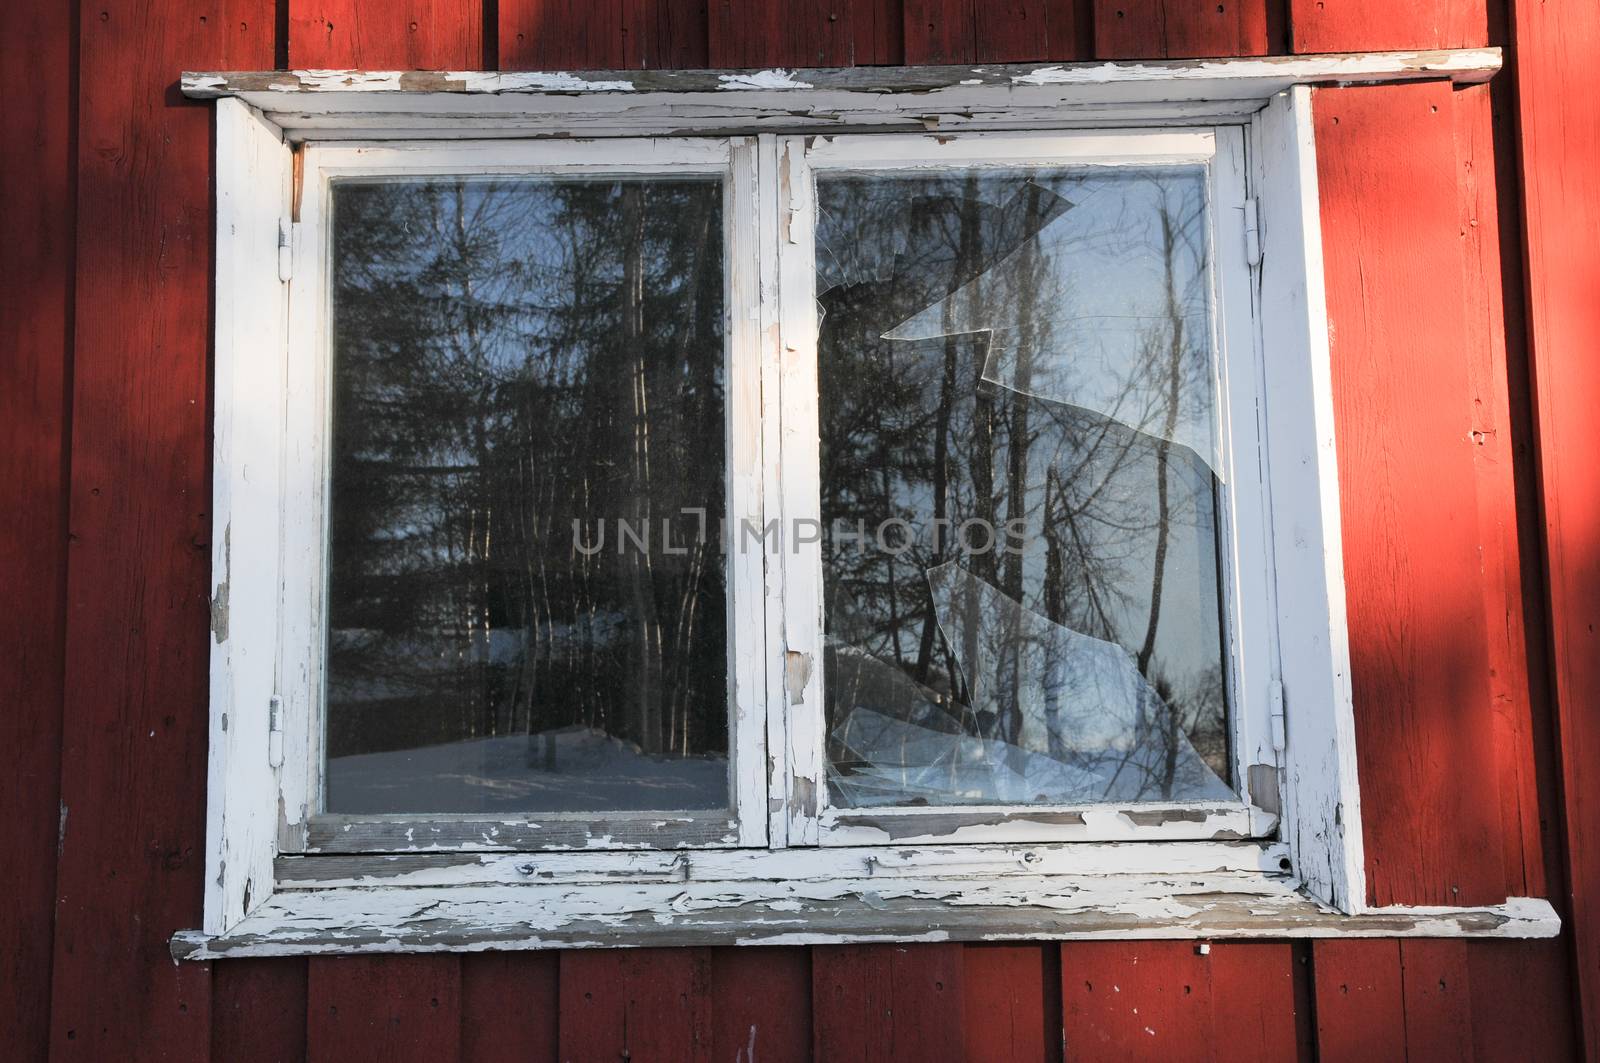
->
326, 178, 727, 771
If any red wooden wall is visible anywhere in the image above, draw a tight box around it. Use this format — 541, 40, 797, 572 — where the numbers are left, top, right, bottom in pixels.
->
1, 0, 1595, 1059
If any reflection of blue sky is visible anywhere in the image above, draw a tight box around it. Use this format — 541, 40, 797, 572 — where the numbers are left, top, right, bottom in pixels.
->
816, 166, 1228, 785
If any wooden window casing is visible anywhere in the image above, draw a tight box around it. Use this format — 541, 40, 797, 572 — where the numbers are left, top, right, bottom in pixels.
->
185, 52, 1561, 955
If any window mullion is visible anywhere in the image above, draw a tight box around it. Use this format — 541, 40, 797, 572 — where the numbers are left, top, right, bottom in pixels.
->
770, 134, 827, 847
727, 137, 772, 846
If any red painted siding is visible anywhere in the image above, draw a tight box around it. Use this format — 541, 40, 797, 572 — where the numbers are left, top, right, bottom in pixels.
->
0, 0, 1591, 1059
0, 0, 73, 1059
1514, 0, 1600, 1053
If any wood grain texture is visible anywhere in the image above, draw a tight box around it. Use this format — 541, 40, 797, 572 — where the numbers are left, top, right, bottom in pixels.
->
853, 0, 904, 63
812, 943, 965, 1062
558, 948, 713, 1061
461, 953, 559, 1062
1092, 0, 1271, 58
1312, 939, 1406, 1063
974, 0, 1091, 62
1513, 0, 1600, 1053
47, 2, 272, 1060
501, 0, 627, 68
962, 945, 1062, 1063
1396, 939, 1474, 1062
1289, 0, 1488, 53
1313, 81, 1505, 907
710, 0, 854, 66
709, 947, 812, 1063
307, 956, 463, 1061
1452, 79, 1559, 902
1062, 941, 1305, 1061
501, 0, 709, 70
212, 959, 309, 1063
0, 0, 73, 1060
1465, 940, 1580, 1061
902, 0, 976, 63
289, 0, 484, 67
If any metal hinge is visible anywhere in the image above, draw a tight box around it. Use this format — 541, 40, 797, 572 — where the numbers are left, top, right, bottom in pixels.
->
268, 694, 285, 768
1269, 678, 1286, 758
1244, 197, 1262, 268
278, 219, 294, 283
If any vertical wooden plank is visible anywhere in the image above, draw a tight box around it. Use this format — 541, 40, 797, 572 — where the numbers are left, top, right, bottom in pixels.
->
1312, 940, 1406, 1063
1466, 940, 1580, 1062
963, 945, 1061, 1063
558, 948, 712, 1062
708, 0, 854, 67
499, 0, 624, 69
902, 0, 976, 63
212, 959, 309, 1063
853, 0, 905, 64
48, 1, 274, 1060
0, 0, 73, 1060
1453, 79, 1557, 902
812, 944, 964, 1062
1514, 0, 1600, 1053
974, 0, 1092, 62
1397, 940, 1474, 1062
289, 0, 484, 68
461, 953, 558, 1063
307, 956, 462, 1062
1209, 943, 1308, 1061
709, 947, 811, 1063
1289, 0, 1487, 53
1091, 0, 1270, 59
1062, 942, 1301, 1062
639, 0, 711, 67
1313, 81, 1506, 908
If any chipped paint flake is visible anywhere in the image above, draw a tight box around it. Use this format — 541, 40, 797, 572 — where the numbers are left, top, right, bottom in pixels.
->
718, 69, 815, 91
450, 70, 636, 93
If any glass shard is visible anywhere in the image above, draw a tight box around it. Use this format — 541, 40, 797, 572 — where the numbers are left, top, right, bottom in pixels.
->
882, 175, 1223, 477
323, 176, 729, 815
817, 166, 1234, 809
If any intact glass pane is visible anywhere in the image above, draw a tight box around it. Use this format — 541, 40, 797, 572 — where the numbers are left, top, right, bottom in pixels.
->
816, 167, 1236, 808
323, 176, 728, 815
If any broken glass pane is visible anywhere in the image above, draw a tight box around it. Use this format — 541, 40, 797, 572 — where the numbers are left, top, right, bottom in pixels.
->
817, 167, 1234, 808
323, 176, 729, 815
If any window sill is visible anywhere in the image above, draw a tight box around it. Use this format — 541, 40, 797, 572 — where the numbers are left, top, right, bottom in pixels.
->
171, 853, 1559, 959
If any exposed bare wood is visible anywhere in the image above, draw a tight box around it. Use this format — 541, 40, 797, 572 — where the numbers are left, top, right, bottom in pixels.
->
183, 49, 1501, 99
171, 882, 1559, 958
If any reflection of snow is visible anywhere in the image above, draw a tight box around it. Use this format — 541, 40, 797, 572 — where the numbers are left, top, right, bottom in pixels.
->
329, 616, 629, 702
828, 563, 1233, 806
325, 726, 729, 814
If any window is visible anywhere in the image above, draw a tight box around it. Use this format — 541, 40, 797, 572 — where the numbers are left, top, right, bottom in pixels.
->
190, 54, 1556, 955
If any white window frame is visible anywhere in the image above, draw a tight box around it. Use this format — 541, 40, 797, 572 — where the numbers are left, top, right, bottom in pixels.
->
769, 128, 1280, 851
283, 137, 771, 855
183, 51, 1561, 958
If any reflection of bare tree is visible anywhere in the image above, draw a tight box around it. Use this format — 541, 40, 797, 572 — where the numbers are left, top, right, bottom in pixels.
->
818, 169, 1229, 803
325, 178, 728, 783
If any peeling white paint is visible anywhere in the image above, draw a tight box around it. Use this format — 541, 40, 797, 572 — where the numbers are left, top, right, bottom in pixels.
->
284, 70, 406, 92
718, 69, 816, 91
450, 70, 637, 93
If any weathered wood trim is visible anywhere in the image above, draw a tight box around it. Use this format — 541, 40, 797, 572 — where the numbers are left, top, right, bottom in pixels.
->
171, 882, 1559, 958
205, 98, 295, 935
177, 50, 1500, 142
1251, 86, 1365, 913
305, 813, 743, 853
274, 840, 1294, 887
182, 49, 1500, 98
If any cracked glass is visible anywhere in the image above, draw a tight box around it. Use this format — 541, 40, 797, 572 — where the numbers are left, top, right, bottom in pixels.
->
322, 176, 730, 815
817, 166, 1235, 808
